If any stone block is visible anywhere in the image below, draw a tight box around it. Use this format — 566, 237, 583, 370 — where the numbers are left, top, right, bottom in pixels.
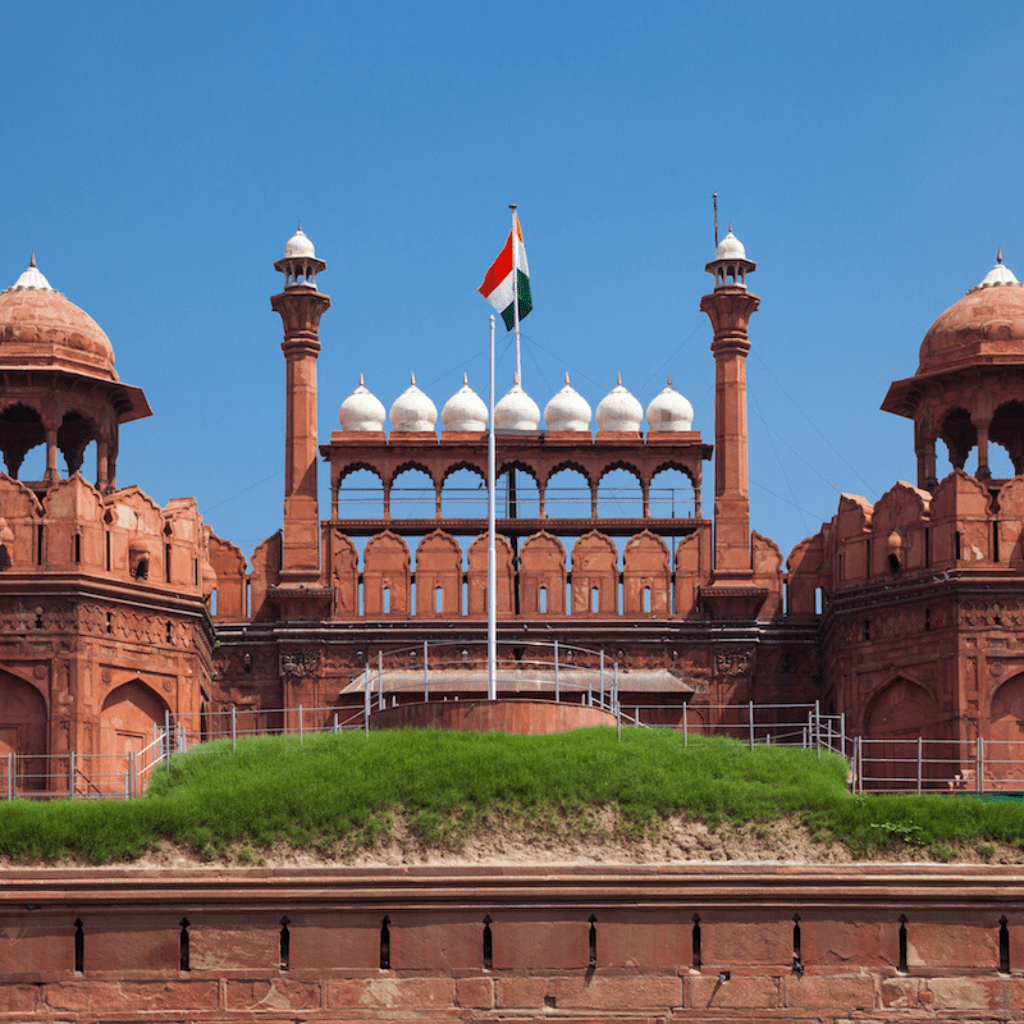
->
455, 977, 493, 1008
784, 973, 876, 1009
228, 979, 322, 1010
45, 980, 220, 1013
190, 914, 278, 971
495, 975, 548, 1008
927, 976, 999, 1011
290, 911, 380, 971
903, 914, 999, 970
880, 976, 925, 1008
89, 915, 178, 971
327, 976, 456, 1010
0, 983, 41, 1011
0, 918, 73, 974
389, 912, 482, 970
699, 914, 792, 967
599, 912, 686, 969
689, 973, 780, 1009
548, 974, 681, 1010
800, 915, 896, 968
492, 913, 588, 970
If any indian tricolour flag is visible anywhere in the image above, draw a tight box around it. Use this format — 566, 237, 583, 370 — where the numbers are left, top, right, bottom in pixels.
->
478, 213, 532, 331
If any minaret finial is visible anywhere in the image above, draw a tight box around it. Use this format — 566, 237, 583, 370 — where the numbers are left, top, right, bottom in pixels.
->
713, 193, 718, 247
297, 220, 302, 232
667, 373, 672, 387
728, 222, 733, 234
565, 371, 570, 386
359, 373, 364, 387
29, 250, 36, 268
410, 372, 416, 386
463, 372, 468, 386
617, 372, 622, 386
998, 246, 1003, 264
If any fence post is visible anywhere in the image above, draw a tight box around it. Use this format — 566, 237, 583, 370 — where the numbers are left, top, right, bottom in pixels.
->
164, 709, 171, 766
69, 751, 75, 800
814, 700, 821, 756
424, 640, 429, 701
231, 707, 237, 750
616, 692, 621, 740
613, 663, 619, 714
599, 651, 604, 705
683, 702, 688, 746
7, 750, 13, 800
554, 640, 560, 702
748, 700, 755, 750
378, 651, 384, 711
977, 736, 984, 795
587, 678, 592, 707
334, 712, 339, 734
299, 705, 303, 743
130, 750, 136, 799
917, 735, 923, 794
855, 736, 862, 794
840, 712, 847, 759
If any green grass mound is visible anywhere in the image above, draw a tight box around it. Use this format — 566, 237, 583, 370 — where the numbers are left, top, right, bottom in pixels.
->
1, 729, 1023, 864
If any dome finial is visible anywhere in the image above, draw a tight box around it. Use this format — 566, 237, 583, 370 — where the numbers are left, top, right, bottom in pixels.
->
998, 246, 1003, 264
617, 371, 622, 386
29, 251, 36, 268
410, 372, 416, 386
564, 371, 570, 385
359, 373, 364, 386
667, 373, 672, 387
463, 372, 468, 386
297, 220, 302, 232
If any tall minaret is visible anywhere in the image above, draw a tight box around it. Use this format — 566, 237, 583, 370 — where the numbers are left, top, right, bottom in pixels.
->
699, 228, 764, 613
271, 226, 330, 588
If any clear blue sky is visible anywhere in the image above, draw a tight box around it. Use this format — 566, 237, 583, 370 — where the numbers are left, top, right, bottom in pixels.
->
3, 1, 1021, 565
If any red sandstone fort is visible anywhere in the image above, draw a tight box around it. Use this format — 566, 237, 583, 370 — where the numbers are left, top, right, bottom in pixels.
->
3, 228, 1024, 1022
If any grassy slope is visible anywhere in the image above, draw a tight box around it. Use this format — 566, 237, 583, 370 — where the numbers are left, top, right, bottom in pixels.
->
0, 729, 1022, 865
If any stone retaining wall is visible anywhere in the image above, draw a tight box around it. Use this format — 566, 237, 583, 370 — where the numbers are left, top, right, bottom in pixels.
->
2, 863, 1023, 1021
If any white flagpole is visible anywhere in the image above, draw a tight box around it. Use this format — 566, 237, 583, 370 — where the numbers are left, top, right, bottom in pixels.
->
509, 203, 521, 385
487, 314, 497, 700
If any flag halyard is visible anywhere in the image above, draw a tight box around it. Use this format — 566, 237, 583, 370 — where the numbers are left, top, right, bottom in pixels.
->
479, 215, 532, 331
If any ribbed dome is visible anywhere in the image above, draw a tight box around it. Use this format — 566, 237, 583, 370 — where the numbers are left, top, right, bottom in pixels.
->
390, 373, 438, 432
544, 373, 591, 432
0, 258, 117, 382
596, 374, 643, 432
339, 374, 387, 431
715, 228, 746, 261
284, 225, 316, 258
646, 375, 694, 432
494, 378, 540, 430
918, 257, 1024, 375
442, 374, 488, 432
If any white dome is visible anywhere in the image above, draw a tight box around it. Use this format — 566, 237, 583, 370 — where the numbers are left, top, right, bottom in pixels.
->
284, 225, 316, 258
646, 375, 694, 432
544, 373, 591, 432
596, 374, 643, 433
715, 228, 745, 261
494, 378, 540, 430
339, 374, 387, 432
971, 249, 1022, 292
442, 374, 488, 432
390, 373, 438, 432
11, 254, 53, 292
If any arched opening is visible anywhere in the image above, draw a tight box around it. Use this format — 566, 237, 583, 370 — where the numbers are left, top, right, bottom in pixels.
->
990, 400, 1024, 477
545, 466, 589, 518
100, 681, 168, 795
990, 673, 1024, 787
390, 467, 435, 519
864, 677, 944, 790
441, 466, 487, 518
648, 467, 696, 519
337, 467, 384, 519
597, 467, 642, 518
0, 404, 45, 480
497, 465, 540, 519
937, 407, 976, 475
57, 412, 98, 477
0, 671, 47, 792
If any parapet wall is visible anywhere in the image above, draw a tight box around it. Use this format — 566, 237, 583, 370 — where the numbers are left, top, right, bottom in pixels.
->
2, 863, 1024, 1022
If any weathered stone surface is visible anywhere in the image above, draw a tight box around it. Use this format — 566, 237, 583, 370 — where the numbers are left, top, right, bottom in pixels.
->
327, 976, 456, 1010
784, 973, 876, 1009
228, 978, 322, 1010
45, 980, 219, 1012
455, 976, 493, 1008
548, 974, 681, 1010
689, 974, 780, 1009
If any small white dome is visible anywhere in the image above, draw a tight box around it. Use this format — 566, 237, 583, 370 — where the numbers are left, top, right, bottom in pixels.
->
442, 374, 488, 432
390, 373, 438, 432
284, 225, 316, 258
646, 375, 694, 432
11, 254, 53, 292
715, 228, 746, 261
494, 378, 540, 430
971, 249, 1022, 292
596, 374, 643, 433
339, 374, 387, 432
544, 373, 592, 432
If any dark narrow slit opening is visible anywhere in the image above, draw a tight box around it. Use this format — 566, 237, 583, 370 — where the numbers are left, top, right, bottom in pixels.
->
179, 918, 190, 971
36, 524, 43, 566
74, 918, 84, 973
74, 534, 81, 563
1000, 916, 1010, 974
482, 915, 493, 970
792, 914, 803, 974
280, 916, 290, 971
380, 916, 391, 970
692, 915, 701, 969
588, 914, 597, 969
898, 915, 908, 972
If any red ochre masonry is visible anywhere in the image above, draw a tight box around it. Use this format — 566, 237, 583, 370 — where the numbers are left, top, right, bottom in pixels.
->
3, 863, 1024, 1022
370, 698, 616, 733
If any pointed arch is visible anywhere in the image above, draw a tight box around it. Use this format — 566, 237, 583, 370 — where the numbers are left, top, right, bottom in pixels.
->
623, 530, 670, 615
0, 669, 47, 792
100, 679, 170, 794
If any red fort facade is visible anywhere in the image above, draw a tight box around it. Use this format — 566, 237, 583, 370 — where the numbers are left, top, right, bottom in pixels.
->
3, 228, 1024, 788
